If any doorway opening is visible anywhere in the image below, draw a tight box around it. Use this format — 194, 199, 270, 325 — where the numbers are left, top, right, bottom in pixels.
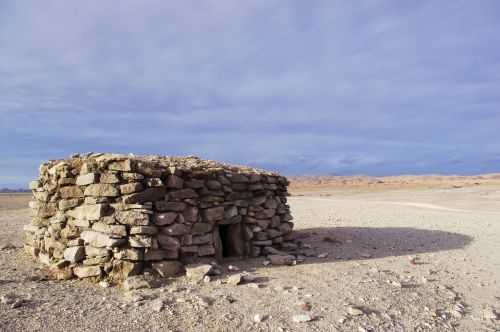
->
217, 223, 245, 258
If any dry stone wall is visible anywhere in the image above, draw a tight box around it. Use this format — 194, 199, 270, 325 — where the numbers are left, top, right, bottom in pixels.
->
24, 153, 294, 281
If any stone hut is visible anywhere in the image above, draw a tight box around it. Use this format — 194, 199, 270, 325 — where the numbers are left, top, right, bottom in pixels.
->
23, 153, 294, 281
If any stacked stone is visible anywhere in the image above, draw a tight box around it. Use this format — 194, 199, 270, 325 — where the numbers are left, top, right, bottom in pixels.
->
23, 153, 293, 281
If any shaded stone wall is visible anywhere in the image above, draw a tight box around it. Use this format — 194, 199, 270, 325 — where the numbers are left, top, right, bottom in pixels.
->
23, 153, 294, 281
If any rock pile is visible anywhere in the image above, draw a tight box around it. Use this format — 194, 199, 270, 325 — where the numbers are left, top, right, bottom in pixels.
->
23, 153, 294, 281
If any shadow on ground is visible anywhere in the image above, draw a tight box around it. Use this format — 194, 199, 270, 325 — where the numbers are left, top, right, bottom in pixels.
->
226, 226, 473, 269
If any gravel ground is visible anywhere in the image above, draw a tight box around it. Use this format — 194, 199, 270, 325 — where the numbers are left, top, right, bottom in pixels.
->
0, 185, 499, 332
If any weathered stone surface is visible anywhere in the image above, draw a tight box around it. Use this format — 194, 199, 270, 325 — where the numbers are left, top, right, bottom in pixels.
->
108, 159, 133, 171
153, 212, 178, 226
67, 204, 106, 221
157, 234, 181, 250
206, 180, 222, 190
130, 226, 158, 235
85, 246, 111, 257
33, 191, 50, 202
229, 174, 249, 183
115, 210, 150, 226
58, 198, 81, 211
152, 261, 184, 277
201, 206, 225, 222
74, 265, 101, 278
144, 249, 178, 261
198, 245, 215, 256
59, 186, 84, 199
84, 184, 119, 197
29, 180, 40, 190
110, 260, 142, 281
81, 231, 126, 248
185, 264, 213, 282
123, 276, 150, 290
191, 223, 213, 234
120, 182, 144, 194
155, 201, 186, 212
63, 246, 85, 263
123, 187, 166, 204
114, 248, 143, 261
92, 222, 127, 237
192, 234, 212, 245
169, 188, 198, 199
162, 224, 190, 236
100, 172, 120, 184
166, 175, 184, 189
76, 173, 97, 186
129, 235, 152, 248
183, 206, 199, 222
268, 254, 295, 266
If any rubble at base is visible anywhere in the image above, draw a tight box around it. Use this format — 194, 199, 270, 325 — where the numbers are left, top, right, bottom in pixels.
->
24, 153, 294, 282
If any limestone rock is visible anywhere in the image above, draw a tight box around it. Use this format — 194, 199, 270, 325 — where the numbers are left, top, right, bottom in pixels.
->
84, 184, 119, 197
81, 231, 126, 248
74, 265, 101, 278
152, 261, 184, 277
123, 276, 151, 290
63, 246, 84, 263
59, 186, 84, 199
115, 210, 150, 226
154, 212, 178, 226
201, 207, 224, 222
67, 204, 106, 221
185, 264, 214, 282
268, 254, 295, 266
76, 173, 97, 186
120, 182, 144, 195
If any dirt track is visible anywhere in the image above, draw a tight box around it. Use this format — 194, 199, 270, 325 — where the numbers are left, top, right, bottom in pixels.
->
0, 184, 499, 331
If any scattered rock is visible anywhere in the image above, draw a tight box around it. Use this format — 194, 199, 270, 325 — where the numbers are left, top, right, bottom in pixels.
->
227, 273, 244, 285
292, 314, 313, 323
347, 306, 365, 316
99, 280, 110, 288
122, 276, 151, 291
228, 265, 239, 271
297, 301, 312, 311
152, 261, 185, 278
0, 293, 18, 305
185, 264, 214, 283
483, 307, 499, 320
253, 314, 268, 323
150, 299, 165, 312
268, 254, 295, 266
317, 252, 329, 258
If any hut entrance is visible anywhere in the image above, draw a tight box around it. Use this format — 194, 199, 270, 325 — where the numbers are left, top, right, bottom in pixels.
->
215, 223, 245, 260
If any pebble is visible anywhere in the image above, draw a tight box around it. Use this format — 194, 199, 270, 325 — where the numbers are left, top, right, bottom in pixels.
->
317, 252, 329, 258
227, 273, 244, 285
99, 281, 110, 288
292, 314, 313, 323
347, 306, 364, 316
483, 308, 499, 320
228, 265, 239, 271
148, 299, 163, 312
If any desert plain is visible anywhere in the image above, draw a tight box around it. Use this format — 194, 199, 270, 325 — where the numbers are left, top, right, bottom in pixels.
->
0, 175, 499, 331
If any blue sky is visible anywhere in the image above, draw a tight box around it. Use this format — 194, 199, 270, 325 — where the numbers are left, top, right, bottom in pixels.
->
1, 1, 500, 187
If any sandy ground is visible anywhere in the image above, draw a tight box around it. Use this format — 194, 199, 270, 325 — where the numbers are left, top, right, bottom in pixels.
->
0, 182, 499, 331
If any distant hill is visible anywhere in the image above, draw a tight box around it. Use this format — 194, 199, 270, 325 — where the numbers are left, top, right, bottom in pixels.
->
0, 188, 30, 193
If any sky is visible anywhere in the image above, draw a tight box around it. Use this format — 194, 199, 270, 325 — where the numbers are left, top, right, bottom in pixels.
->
1, 1, 500, 187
